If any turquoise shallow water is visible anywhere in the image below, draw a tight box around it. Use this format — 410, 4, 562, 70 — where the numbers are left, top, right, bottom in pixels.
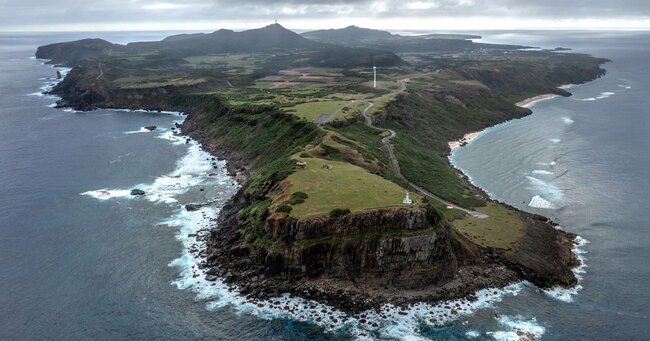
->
0, 31, 648, 340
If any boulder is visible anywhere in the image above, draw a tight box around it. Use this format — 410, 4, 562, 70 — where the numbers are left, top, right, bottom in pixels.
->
130, 189, 145, 195
185, 203, 204, 211
144, 126, 157, 131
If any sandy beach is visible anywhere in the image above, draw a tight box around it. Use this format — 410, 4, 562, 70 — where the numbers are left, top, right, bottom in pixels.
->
448, 130, 485, 151
450, 85, 577, 151
516, 93, 559, 108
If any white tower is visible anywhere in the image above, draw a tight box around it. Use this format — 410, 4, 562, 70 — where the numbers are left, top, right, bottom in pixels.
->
373, 64, 377, 88
402, 191, 412, 205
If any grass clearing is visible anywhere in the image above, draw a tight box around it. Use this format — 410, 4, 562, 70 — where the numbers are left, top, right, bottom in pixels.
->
284, 157, 418, 218
451, 202, 525, 249
286, 100, 351, 121
113, 75, 207, 89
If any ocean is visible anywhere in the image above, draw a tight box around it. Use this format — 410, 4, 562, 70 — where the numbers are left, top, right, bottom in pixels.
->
0, 30, 648, 340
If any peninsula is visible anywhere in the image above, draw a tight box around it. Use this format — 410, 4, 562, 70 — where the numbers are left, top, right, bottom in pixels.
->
36, 24, 607, 311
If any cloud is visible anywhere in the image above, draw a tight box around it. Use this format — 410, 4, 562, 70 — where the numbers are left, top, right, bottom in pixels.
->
0, 0, 649, 31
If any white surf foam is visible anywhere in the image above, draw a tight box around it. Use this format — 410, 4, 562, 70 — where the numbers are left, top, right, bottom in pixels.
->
596, 92, 615, 99
81, 189, 133, 200
124, 127, 156, 134
561, 117, 574, 124
526, 176, 563, 202
528, 195, 554, 209
488, 315, 545, 341
466, 330, 480, 338
531, 170, 553, 175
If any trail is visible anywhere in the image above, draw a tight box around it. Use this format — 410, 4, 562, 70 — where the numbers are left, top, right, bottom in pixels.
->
361, 79, 488, 219
96, 62, 104, 80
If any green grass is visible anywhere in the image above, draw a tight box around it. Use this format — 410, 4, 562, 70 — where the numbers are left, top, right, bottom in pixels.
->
451, 202, 525, 249
286, 100, 351, 121
285, 157, 418, 218
113, 75, 207, 89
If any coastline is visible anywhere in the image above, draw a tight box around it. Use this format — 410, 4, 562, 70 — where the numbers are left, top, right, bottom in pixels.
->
448, 84, 576, 152
446, 86, 588, 301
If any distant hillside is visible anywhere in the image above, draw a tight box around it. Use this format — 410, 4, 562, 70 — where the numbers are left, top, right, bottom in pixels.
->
301, 25, 523, 53
36, 38, 120, 65
302, 25, 393, 44
36, 24, 405, 71
127, 24, 323, 56
302, 26, 480, 45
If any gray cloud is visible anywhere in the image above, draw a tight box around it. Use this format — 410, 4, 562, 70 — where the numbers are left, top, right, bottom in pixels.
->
1, 0, 649, 31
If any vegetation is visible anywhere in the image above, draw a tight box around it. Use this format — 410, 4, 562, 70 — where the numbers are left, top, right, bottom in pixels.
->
284, 157, 418, 218
451, 202, 525, 249
329, 208, 351, 217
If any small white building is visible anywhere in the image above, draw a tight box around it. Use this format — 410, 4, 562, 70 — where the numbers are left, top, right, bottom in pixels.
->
402, 191, 413, 205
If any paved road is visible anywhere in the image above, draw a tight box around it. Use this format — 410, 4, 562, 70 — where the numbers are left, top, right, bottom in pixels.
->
361, 79, 488, 219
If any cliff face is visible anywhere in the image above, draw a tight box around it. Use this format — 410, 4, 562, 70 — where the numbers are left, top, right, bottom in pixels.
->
50, 66, 206, 112
257, 206, 476, 289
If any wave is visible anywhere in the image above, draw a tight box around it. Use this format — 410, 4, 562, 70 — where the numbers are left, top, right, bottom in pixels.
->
124, 127, 154, 134
575, 90, 617, 101
528, 195, 554, 209
488, 315, 545, 340
526, 176, 563, 202
81, 189, 133, 200
561, 117, 574, 124
548, 138, 561, 144
596, 92, 615, 99
531, 169, 553, 175
618, 84, 632, 89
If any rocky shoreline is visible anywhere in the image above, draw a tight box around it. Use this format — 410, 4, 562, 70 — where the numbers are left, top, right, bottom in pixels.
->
178, 110, 580, 313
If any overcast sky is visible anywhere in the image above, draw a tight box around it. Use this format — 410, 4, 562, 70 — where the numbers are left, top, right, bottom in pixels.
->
2, 0, 649, 32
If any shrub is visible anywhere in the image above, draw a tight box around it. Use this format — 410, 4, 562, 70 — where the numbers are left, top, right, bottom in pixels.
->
276, 204, 293, 213
329, 208, 350, 217
288, 192, 308, 205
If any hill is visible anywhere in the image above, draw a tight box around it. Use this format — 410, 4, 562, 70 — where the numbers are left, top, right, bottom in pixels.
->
301, 25, 521, 53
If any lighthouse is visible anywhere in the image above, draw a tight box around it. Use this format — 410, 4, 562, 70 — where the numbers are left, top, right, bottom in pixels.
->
373, 64, 377, 88
402, 191, 413, 205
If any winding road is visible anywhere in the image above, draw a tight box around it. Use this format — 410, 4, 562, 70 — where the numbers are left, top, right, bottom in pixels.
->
361, 79, 488, 219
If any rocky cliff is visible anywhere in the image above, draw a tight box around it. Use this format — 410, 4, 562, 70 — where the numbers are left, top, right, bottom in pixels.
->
201, 190, 525, 311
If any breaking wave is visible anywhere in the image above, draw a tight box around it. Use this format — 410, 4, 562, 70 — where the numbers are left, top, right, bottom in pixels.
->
487, 315, 545, 340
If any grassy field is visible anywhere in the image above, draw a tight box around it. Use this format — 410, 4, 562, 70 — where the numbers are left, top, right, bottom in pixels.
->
451, 202, 525, 249
113, 75, 207, 89
286, 100, 351, 121
284, 157, 418, 217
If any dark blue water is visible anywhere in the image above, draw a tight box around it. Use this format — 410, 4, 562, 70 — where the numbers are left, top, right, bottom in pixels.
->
1, 31, 648, 340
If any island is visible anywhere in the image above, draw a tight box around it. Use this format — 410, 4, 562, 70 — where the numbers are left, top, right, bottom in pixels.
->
36, 24, 608, 312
